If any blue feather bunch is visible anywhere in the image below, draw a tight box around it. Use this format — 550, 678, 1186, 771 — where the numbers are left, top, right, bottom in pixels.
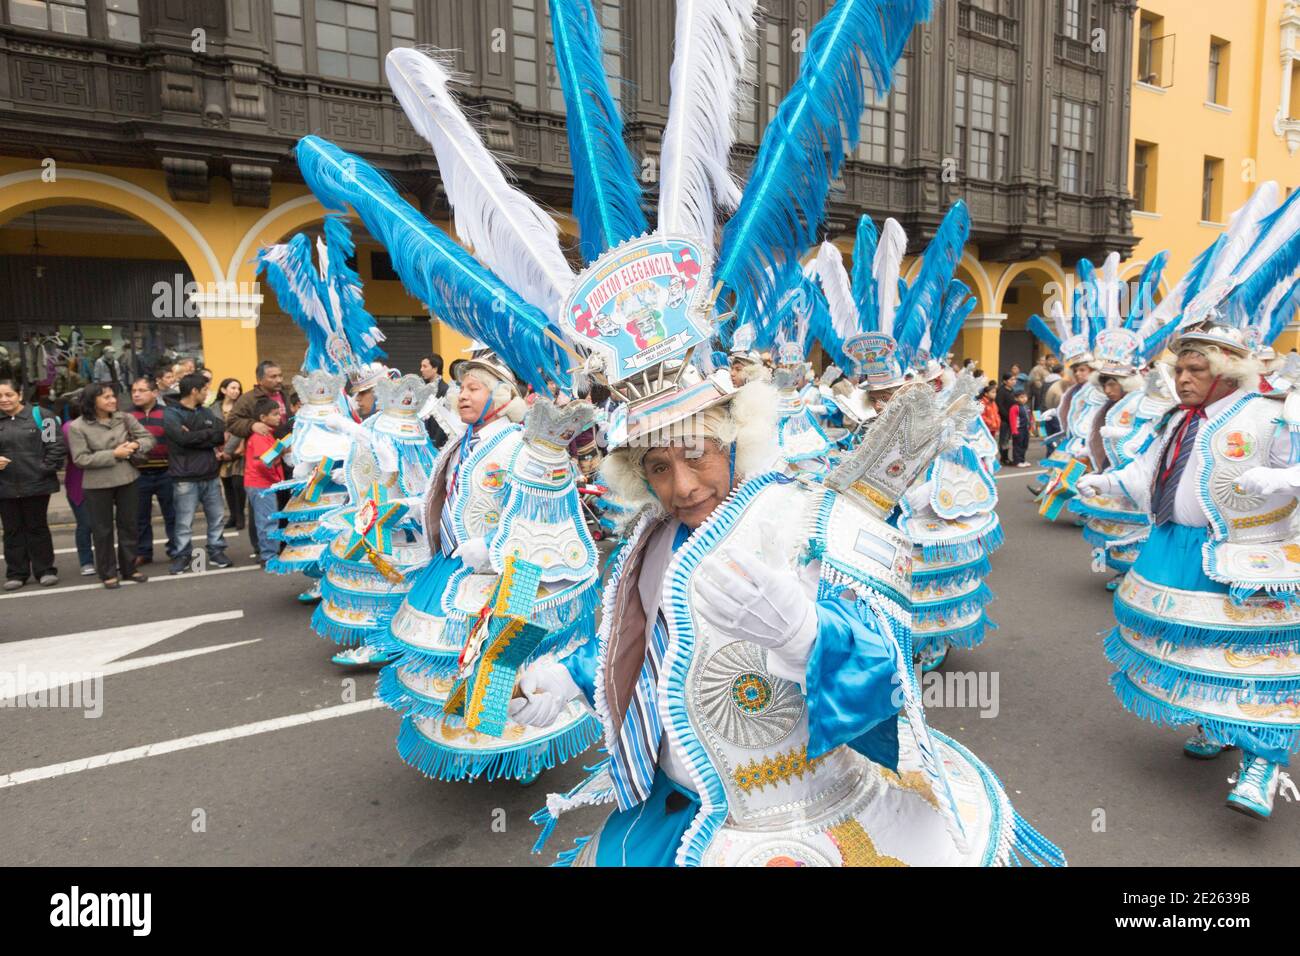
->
295, 135, 569, 393
1124, 250, 1167, 330
321, 215, 386, 367
1182, 234, 1224, 302
1074, 258, 1105, 347
1027, 313, 1063, 358
257, 232, 331, 371
851, 214, 879, 324
893, 200, 969, 360
549, 0, 646, 263
931, 278, 974, 361
1265, 275, 1300, 347
1229, 189, 1300, 317
714, 0, 931, 344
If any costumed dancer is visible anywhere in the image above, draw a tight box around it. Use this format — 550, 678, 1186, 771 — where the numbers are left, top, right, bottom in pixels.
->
254, 215, 387, 602
812, 203, 1000, 671
1077, 182, 1300, 820
295, 45, 605, 783
311, 367, 439, 666
494, 0, 1057, 865
1029, 253, 1179, 590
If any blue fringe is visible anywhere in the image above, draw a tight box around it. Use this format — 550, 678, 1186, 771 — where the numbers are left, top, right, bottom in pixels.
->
911, 552, 991, 586
310, 603, 382, 646
1008, 811, 1069, 868
1109, 672, 1300, 756
529, 756, 613, 853
912, 582, 994, 621
1104, 627, 1300, 702
374, 660, 460, 719
395, 711, 602, 783
264, 556, 320, 576
1071, 497, 1149, 524
552, 835, 591, 868
1114, 596, 1300, 648
914, 610, 996, 652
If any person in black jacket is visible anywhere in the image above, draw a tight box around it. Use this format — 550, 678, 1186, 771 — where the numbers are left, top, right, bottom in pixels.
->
418, 353, 450, 448
163, 373, 230, 574
0, 378, 65, 589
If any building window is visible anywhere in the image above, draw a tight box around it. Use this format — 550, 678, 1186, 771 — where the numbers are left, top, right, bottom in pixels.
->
857, 57, 908, 166
1133, 141, 1156, 211
106, 0, 137, 41
1052, 96, 1095, 193
1137, 10, 1165, 86
1207, 37, 1228, 105
514, 1, 620, 114
316, 0, 379, 83
1061, 0, 1080, 40
734, 13, 784, 144
954, 71, 1011, 181
390, 0, 414, 50
8, 0, 88, 36
1202, 156, 1223, 221
274, 0, 305, 71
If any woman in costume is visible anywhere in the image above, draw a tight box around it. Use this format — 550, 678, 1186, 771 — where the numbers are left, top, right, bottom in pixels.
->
1077, 182, 1300, 820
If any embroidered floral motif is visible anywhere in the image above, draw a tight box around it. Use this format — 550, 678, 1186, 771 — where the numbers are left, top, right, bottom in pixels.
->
731, 745, 825, 793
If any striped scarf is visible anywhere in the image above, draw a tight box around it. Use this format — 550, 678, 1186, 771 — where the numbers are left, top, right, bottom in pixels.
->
609, 608, 670, 810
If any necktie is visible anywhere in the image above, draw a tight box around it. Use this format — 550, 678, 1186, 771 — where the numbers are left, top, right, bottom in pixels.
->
1152, 411, 1202, 526
609, 609, 669, 810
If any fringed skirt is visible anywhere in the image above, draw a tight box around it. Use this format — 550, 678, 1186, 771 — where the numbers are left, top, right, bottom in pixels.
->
1107, 522, 1300, 764
1071, 489, 1149, 574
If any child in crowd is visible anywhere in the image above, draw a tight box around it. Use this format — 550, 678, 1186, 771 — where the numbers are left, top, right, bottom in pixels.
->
1009, 390, 1033, 467
244, 397, 287, 566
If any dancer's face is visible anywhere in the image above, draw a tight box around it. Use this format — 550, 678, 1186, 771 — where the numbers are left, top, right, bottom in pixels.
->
1174, 350, 1232, 407
458, 375, 493, 424
643, 440, 734, 529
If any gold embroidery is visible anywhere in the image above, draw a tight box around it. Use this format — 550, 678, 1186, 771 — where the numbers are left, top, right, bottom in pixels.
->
879, 767, 940, 809
1229, 500, 1297, 530
1225, 648, 1300, 670
1239, 700, 1300, 720
732, 746, 825, 793
826, 819, 907, 867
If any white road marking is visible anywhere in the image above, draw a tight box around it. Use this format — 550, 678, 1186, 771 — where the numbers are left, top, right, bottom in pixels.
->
0, 699, 385, 789
0, 611, 247, 700
0, 563, 261, 599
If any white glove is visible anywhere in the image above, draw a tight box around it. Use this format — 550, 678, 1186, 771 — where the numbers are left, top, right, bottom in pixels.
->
507, 659, 581, 728
452, 536, 491, 572
1041, 408, 1059, 423
1236, 465, 1300, 497
695, 549, 815, 651
1076, 473, 1112, 497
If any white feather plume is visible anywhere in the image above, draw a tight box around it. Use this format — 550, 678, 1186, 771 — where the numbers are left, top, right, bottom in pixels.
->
657, 0, 757, 240
385, 48, 574, 318
873, 218, 907, 337
811, 241, 859, 340
1049, 299, 1070, 341
1101, 250, 1121, 327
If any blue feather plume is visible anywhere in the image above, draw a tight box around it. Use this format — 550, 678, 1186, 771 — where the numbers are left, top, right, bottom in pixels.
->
930, 278, 973, 360
714, 0, 931, 343
1075, 258, 1105, 346
295, 135, 569, 393
1229, 225, 1300, 318
257, 232, 332, 371
851, 214, 879, 324
1264, 274, 1300, 347
549, 0, 646, 263
1027, 313, 1063, 358
893, 201, 969, 358
321, 215, 386, 366
1123, 250, 1167, 330
1182, 235, 1224, 301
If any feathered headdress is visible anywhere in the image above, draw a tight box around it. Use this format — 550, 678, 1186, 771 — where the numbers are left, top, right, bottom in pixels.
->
256, 214, 386, 373
808, 201, 971, 388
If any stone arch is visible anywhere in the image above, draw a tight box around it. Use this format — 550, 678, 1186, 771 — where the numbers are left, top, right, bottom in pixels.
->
993, 256, 1068, 313
0, 167, 221, 284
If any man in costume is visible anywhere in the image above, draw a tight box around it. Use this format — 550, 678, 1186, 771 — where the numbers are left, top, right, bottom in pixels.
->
1077, 182, 1300, 819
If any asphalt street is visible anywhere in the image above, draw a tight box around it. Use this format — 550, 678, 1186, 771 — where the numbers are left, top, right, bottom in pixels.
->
2, 453, 1296, 867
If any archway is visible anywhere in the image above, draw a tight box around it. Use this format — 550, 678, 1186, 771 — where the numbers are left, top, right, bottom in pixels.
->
996, 259, 1065, 378
0, 201, 205, 411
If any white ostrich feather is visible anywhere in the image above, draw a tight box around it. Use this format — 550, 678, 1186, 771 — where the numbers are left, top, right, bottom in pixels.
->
873, 218, 907, 337
657, 0, 757, 240
385, 48, 574, 318
812, 241, 859, 340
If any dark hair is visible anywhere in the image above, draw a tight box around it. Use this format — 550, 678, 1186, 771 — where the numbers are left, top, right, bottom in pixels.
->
253, 396, 280, 419
178, 372, 208, 398
79, 382, 114, 420
588, 381, 610, 406
132, 375, 157, 391
423, 353, 444, 375
1001, 371, 1014, 382
255, 360, 280, 381
0, 377, 17, 393
216, 377, 241, 400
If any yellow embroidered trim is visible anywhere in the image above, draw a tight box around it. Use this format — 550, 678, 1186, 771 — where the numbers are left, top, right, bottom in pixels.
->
849, 480, 895, 513
732, 746, 825, 793
462, 617, 523, 730
879, 767, 940, 810
826, 819, 907, 867
1229, 500, 1297, 530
